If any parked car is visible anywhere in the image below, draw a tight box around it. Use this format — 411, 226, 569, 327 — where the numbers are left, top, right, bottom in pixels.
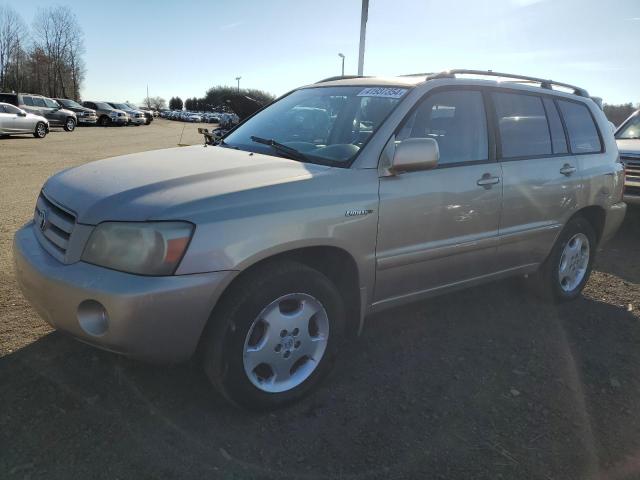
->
13, 70, 627, 410
137, 107, 154, 124
0, 102, 49, 138
54, 98, 98, 126
0, 93, 77, 132
82, 101, 127, 126
615, 109, 640, 205
107, 102, 145, 126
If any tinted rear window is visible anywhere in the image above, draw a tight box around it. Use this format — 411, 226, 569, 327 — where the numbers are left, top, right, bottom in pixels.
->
0, 93, 17, 105
493, 92, 551, 158
542, 98, 568, 154
557, 100, 602, 154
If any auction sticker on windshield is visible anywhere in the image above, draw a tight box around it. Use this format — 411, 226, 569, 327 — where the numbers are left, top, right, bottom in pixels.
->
357, 87, 407, 98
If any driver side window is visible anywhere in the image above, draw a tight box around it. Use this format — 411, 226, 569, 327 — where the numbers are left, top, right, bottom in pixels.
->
397, 90, 488, 166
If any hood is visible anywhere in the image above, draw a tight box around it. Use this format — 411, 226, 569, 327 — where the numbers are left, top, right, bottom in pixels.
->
67, 105, 95, 114
616, 138, 640, 155
42, 145, 331, 224
56, 107, 76, 117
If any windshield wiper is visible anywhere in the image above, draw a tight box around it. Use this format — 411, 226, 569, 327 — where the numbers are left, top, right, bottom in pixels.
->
250, 136, 308, 162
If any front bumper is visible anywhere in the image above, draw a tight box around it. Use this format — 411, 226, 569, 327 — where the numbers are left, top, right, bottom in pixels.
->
13, 223, 236, 363
129, 117, 146, 125
601, 201, 627, 246
78, 116, 97, 125
113, 117, 127, 125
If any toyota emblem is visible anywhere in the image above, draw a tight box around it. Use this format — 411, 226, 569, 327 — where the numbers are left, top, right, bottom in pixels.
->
38, 209, 47, 231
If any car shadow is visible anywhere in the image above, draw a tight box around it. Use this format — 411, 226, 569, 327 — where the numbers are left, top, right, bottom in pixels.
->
1, 281, 639, 479
596, 205, 640, 284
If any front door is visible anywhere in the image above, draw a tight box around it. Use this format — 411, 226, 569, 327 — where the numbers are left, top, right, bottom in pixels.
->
375, 89, 502, 306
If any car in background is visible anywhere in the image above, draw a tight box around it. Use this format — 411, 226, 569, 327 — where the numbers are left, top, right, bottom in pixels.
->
0, 102, 49, 138
82, 101, 127, 126
107, 102, 145, 126
137, 107, 154, 124
0, 93, 77, 132
615, 109, 640, 205
54, 98, 98, 126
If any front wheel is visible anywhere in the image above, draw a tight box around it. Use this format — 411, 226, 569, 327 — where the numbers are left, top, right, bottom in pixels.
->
33, 122, 47, 138
63, 117, 76, 132
202, 261, 345, 410
98, 115, 111, 127
529, 216, 596, 302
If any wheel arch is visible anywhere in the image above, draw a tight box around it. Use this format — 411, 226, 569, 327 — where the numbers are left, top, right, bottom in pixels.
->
196, 245, 363, 359
571, 205, 606, 245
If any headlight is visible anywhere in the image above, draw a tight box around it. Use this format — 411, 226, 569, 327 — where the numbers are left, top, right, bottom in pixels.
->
81, 222, 194, 275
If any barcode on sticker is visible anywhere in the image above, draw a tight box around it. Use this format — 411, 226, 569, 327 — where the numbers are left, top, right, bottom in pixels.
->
357, 87, 407, 99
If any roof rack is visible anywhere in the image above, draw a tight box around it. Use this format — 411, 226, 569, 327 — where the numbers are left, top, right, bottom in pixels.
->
315, 75, 368, 83
423, 69, 590, 97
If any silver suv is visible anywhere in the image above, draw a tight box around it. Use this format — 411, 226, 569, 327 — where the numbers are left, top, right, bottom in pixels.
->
13, 70, 626, 410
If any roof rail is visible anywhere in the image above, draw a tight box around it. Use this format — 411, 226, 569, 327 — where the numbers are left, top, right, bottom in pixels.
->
315, 75, 368, 83
425, 69, 590, 97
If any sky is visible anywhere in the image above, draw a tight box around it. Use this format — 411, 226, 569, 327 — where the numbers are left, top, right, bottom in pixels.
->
4, 0, 640, 105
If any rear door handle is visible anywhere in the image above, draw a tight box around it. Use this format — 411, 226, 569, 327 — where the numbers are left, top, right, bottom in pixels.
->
477, 174, 500, 188
560, 164, 577, 176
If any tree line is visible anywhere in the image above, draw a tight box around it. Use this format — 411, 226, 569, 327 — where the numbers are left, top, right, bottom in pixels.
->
0, 5, 86, 100
603, 103, 639, 128
169, 86, 275, 111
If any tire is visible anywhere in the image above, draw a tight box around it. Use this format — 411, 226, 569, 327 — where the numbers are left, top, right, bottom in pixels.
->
202, 261, 345, 410
33, 122, 47, 138
529, 216, 596, 303
63, 117, 76, 132
99, 115, 111, 127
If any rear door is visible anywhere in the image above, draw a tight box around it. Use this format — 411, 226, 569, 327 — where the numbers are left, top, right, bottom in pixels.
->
21, 96, 41, 116
0, 104, 16, 133
375, 88, 503, 305
493, 91, 583, 269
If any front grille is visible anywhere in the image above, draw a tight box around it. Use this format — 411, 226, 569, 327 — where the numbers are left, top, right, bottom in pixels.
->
34, 193, 76, 261
622, 155, 640, 185
626, 185, 640, 197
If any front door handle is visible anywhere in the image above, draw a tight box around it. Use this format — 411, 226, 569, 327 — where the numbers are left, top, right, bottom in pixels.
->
477, 173, 500, 189
560, 164, 577, 176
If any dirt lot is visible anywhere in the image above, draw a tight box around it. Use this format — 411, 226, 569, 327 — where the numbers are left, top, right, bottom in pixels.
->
1, 122, 640, 479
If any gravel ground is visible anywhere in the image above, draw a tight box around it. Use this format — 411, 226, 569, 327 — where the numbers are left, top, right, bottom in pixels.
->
1, 122, 639, 479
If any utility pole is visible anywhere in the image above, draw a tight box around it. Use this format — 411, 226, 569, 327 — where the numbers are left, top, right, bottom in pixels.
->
357, 0, 369, 76
146, 84, 149, 108
338, 53, 345, 76
235, 76, 242, 92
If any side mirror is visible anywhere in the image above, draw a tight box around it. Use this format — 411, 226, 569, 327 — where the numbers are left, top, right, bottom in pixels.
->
17, 111, 27, 117
390, 137, 439, 174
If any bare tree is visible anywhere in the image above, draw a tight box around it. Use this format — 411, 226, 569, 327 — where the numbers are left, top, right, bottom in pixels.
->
0, 6, 27, 91
32, 6, 84, 98
142, 96, 166, 110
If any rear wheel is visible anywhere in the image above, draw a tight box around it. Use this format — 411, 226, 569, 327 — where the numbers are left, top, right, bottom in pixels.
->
33, 122, 47, 138
528, 216, 596, 302
202, 261, 345, 410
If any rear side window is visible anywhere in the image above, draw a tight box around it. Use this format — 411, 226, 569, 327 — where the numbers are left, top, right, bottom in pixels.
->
32, 97, 46, 107
493, 92, 551, 158
397, 90, 488, 165
542, 98, 568, 154
557, 100, 602, 153
23, 96, 35, 106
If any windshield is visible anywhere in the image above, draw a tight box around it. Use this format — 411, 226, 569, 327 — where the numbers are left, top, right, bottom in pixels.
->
223, 86, 408, 166
94, 102, 112, 110
110, 103, 130, 110
59, 99, 82, 109
616, 113, 640, 139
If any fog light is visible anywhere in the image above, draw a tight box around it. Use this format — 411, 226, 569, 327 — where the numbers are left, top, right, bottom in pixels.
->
77, 300, 109, 336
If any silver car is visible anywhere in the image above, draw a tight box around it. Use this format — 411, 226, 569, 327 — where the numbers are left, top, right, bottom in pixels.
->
614, 109, 640, 205
0, 102, 49, 138
13, 70, 627, 409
